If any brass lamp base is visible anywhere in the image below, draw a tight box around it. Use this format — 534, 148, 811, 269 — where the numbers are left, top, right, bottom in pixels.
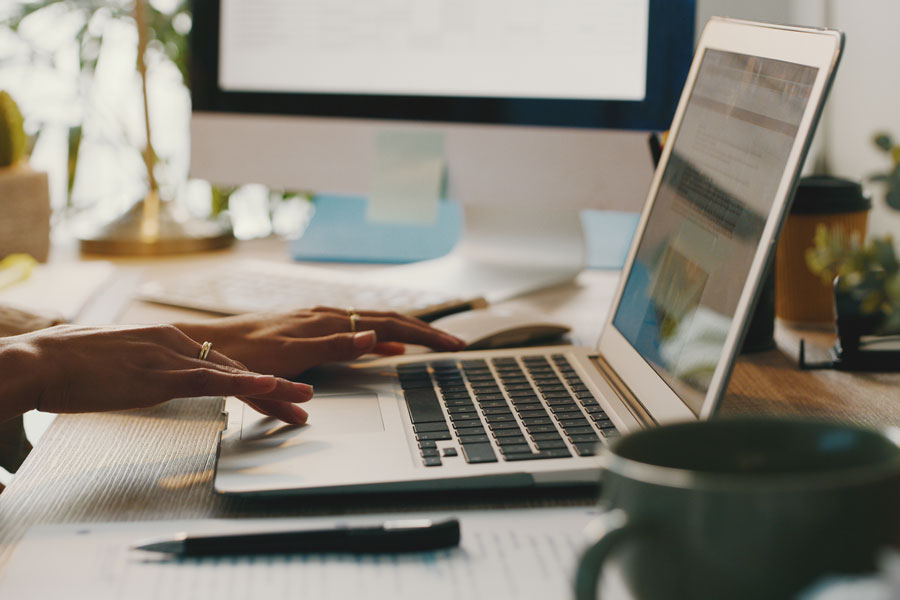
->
79, 193, 233, 255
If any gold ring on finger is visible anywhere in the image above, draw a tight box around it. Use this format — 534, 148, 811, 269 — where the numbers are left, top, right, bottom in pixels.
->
349, 313, 360, 333
198, 341, 212, 361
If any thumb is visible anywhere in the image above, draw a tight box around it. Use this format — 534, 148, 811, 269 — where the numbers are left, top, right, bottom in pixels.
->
300, 330, 378, 366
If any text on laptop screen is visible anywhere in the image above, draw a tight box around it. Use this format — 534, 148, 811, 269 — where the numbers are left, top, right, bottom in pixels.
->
612, 49, 817, 415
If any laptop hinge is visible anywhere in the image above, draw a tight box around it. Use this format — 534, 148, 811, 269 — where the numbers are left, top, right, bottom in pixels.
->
589, 355, 657, 428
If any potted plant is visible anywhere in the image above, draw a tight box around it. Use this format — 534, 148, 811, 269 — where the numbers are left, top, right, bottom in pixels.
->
806, 224, 900, 346
872, 132, 900, 211
0, 91, 50, 262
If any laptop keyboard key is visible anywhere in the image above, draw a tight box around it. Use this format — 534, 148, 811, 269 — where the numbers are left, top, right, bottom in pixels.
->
477, 400, 509, 409
501, 452, 538, 461
416, 431, 452, 441
458, 434, 490, 444
538, 448, 572, 459
454, 425, 486, 436
569, 433, 601, 443
518, 409, 549, 419
526, 424, 560, 434
461, 443, 498, 464
535, 439, 568, 451
530, 432, 565, 442
413, 423, 451, 433
493, 427, 528, 437
484, 414, 517, 423
498, 444, 533, 455
563, 426, 596, 436
489, 421, 522, 431
495, 435, 529, 446
403, 388, 445, 424
444, 398, 475, 407
423, 456, 443, 467
449, 415, 482, 425
503, 448, 572, 461
559, 417, 591, 429
522, 417, 554, 426
574, 443, 599, 456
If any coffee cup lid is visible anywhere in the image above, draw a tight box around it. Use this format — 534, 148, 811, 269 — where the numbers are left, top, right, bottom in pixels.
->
791, 175, 871, 215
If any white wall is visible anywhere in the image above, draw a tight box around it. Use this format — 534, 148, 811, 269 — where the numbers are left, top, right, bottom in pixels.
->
695, 0, 793, 38
823, 0, 900, 237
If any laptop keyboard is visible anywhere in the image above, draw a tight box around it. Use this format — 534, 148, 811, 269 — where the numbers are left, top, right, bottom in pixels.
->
139, 260, 477, 321
398, 354, 620, 467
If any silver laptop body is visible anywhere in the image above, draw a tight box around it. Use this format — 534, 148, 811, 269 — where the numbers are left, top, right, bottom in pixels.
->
215, 19, 844, 496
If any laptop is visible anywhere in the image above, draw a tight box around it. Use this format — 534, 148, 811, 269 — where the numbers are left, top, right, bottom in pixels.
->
214, 18, 844, 496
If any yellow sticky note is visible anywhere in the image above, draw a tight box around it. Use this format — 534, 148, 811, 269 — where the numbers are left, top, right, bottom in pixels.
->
0, 254, 37, 291
366, 130, 445, 225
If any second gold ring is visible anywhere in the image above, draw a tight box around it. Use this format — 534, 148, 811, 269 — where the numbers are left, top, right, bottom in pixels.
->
348, 313, 360, 333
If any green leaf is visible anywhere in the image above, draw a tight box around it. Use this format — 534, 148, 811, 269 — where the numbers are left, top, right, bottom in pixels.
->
886, 183, 900, 211
874, 132, 894, 152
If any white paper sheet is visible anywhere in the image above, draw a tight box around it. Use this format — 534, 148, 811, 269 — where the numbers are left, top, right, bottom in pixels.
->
0, 507, 597, 600
0, 260, 115, 321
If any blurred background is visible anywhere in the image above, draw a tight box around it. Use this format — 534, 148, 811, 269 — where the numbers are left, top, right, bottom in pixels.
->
0, 0, 897, 240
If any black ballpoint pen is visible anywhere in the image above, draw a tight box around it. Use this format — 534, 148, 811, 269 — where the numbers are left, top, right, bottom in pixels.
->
133, 518, 460, 556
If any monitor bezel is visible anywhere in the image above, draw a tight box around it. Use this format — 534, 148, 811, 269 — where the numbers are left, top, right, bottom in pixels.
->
189, 0, 694, 131
596, 18, 844, 424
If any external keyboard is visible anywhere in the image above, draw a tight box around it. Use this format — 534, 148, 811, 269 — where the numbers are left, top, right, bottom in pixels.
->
139, 260, 483, 321
398, 354, 619, 467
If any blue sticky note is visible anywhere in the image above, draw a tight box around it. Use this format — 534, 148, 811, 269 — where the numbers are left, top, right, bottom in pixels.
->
290, 195, 461, 264
367, 130, 445, 225
581, 210, 640, 269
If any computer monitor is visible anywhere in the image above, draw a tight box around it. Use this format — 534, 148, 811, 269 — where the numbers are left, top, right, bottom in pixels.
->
189, 0, 695, 300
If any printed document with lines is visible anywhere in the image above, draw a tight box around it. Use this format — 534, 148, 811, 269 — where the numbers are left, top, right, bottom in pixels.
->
0, 507, 596, 600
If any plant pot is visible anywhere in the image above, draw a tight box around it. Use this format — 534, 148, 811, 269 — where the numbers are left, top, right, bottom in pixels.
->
0, 163, 51, 262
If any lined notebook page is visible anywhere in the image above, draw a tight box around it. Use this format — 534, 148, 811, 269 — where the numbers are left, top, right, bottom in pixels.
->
0, 507, 597, 600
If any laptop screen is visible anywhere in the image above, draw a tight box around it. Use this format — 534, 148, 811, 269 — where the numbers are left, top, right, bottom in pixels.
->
612, 48, 818, 415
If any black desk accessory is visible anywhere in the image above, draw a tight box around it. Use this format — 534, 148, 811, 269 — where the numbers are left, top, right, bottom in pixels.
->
133, 518, 460, 557
798, 286, 900, 371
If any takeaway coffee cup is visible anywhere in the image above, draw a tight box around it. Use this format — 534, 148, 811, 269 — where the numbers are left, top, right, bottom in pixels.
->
575, 418, 900, 600
776, 175, 870, 325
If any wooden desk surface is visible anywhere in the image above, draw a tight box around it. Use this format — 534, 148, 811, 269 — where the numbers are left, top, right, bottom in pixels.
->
0, 239, 897, 573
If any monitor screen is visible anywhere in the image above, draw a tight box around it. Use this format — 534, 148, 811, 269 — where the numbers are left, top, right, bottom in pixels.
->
219, 1, 648, 101
612, 49, 818, 415
191, 0, 694, 130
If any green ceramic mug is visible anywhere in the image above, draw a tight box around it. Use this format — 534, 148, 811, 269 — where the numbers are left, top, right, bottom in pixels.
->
575, 418, 900, 600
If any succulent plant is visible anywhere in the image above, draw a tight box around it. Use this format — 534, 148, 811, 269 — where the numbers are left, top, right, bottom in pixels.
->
872, 132, 900, 211
0, 91, 26, 168
806, 224, 900, 334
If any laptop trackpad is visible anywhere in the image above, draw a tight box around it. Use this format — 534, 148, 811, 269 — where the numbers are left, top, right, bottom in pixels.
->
241, 393, 385, 439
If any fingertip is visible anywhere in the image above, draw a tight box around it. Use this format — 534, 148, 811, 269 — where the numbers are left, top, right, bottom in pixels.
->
374, 342, 406, 356
438, 333, 467, 351
353, 330, 377, 350
289, 405, 309, 425
293, 382, 315, 402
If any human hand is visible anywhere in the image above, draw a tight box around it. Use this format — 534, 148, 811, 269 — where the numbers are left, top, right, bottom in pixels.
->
0, 324, 313, 424
175, 306, 467, 378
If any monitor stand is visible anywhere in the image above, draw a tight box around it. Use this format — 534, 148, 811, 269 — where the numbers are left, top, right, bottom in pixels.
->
369, 203, 584, 303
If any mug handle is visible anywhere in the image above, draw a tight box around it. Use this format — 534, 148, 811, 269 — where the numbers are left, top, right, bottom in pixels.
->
574, 509, 641, 600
